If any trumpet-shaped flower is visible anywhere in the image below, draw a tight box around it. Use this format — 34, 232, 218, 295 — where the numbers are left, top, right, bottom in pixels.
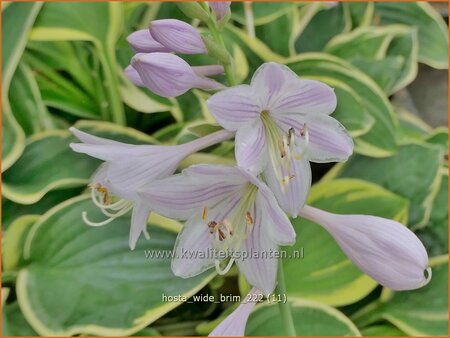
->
149, 19, 206, 54
131, 52, 224, 97
139, 164, 296, 294
207, 62, 353, 217
209, 287, 262, 337
208, 1, 231, 20
127, 29, 171, 53
69, 128, 233, 250
300, 205, 431, 290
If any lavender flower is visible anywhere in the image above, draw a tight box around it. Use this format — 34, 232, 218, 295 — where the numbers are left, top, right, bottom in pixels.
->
139, 164, 296, 294
149, 19, 206, 54
207, 62, 353, 217
130, 52, 224, 97
126, 29, 171, 53
300, 205, 431, 290
209, 288, 262, 336
69, 128, 233, 250
209, 1, 231, 21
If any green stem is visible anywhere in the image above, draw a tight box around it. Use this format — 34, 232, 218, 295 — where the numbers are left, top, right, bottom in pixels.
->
97, 44, 126, 125
276, 261, 296, 336
206, 18, 236, 86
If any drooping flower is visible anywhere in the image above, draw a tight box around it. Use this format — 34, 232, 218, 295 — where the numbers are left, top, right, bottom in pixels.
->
69, 128, 233, 250
139, 164, 296, 294
299, 205, 431, 290
127, 29, 171, 53
149, 19, 206, 54
208, 1, 231, 21
209, 288, 262, 337
207, 62, 353, 217
130, 52, 224, 97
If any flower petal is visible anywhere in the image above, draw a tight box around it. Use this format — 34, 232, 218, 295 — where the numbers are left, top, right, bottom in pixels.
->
235, 204, 278, 294
235, 119, 268, 174
274, 113, 353, 162
263, 156, 311, 217
271, 79, 337, 116
124, 65, 145, 87
256, 185, 296, 245
139, 165, 247, 220
209, 287, 262, 337
171, 214, 215, 277
70, 127, 126, 146
207, 85, 261, 131
128, 201, 151, 250
300, 206, 431, 291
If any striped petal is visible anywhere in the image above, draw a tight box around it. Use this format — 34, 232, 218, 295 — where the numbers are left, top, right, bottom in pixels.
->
235, 119, 268, 174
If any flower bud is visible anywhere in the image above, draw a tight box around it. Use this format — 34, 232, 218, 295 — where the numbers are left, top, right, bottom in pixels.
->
124, 65, 144, 87
300, 205, 431, 291
176, 2, 210, 22
131, 52, 224, 97
149, 19, 206, 55
208, 1, 231, 21
126, 29, 171, 53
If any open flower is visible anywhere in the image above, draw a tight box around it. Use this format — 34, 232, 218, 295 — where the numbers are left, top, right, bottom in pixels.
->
69, 128, 232, 250
300, 205, 431, 290
130, 52, 224, 97
207, 62, 353, 217
139, 164, 296, 293
209, 288, 262, 337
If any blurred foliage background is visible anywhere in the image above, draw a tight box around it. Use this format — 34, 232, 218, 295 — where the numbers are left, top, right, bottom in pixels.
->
1, 1, 448, 336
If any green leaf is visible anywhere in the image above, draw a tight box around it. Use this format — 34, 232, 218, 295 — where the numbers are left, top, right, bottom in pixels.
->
2, 2, 43, 172
3, 215, 40, 272
3, 302, 37, 336
16, 195, 215, 335
286, 53, 398, 157
374, 2, 448, 69
360, 324, 406, 336
346, 2, 374, 28
9, 61, 56, 135
425, 127, 449, 156
329, 143, 442, 228
295, 4, 351, 53
1, 121, 157, 204
31, 2, 126, 124
255, 11, 296, 57
353, 256, 448, 336
325, 25, 419, 94
416, 170, 448, 256
284, 179, 409, 306
231, 2, 294, 26
2, 188, 82, 230
245, 299, 360, 336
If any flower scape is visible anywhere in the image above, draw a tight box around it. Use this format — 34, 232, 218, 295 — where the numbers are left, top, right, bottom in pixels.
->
2, 1, 448, 337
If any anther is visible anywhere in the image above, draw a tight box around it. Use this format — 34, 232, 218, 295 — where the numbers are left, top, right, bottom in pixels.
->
202, 206, 208, 221
245, 211, 254, 225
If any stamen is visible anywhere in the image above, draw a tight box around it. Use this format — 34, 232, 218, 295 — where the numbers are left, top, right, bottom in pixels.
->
202, 206, 208, 221
215, 258, 235, 275
245, 211, 254, 225
82, 211, 117, 227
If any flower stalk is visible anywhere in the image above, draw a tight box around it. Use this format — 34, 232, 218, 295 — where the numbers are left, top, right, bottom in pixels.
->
276, 261, 296, 336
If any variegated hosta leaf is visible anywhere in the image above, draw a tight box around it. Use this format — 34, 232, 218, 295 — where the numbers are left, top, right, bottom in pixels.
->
16, 196, 214, 336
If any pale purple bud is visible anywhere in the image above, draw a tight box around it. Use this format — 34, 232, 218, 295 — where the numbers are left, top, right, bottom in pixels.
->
208, 2, 231, 20
126, 29, 171, 53
300, 205, 431, 291
209, 288, 262, 336
124, 65, 144, 87
149, 19, 206, 54
131, 53, 224, 97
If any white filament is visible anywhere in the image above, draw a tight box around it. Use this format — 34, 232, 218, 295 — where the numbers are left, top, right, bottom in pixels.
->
215, 258, 235, 275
